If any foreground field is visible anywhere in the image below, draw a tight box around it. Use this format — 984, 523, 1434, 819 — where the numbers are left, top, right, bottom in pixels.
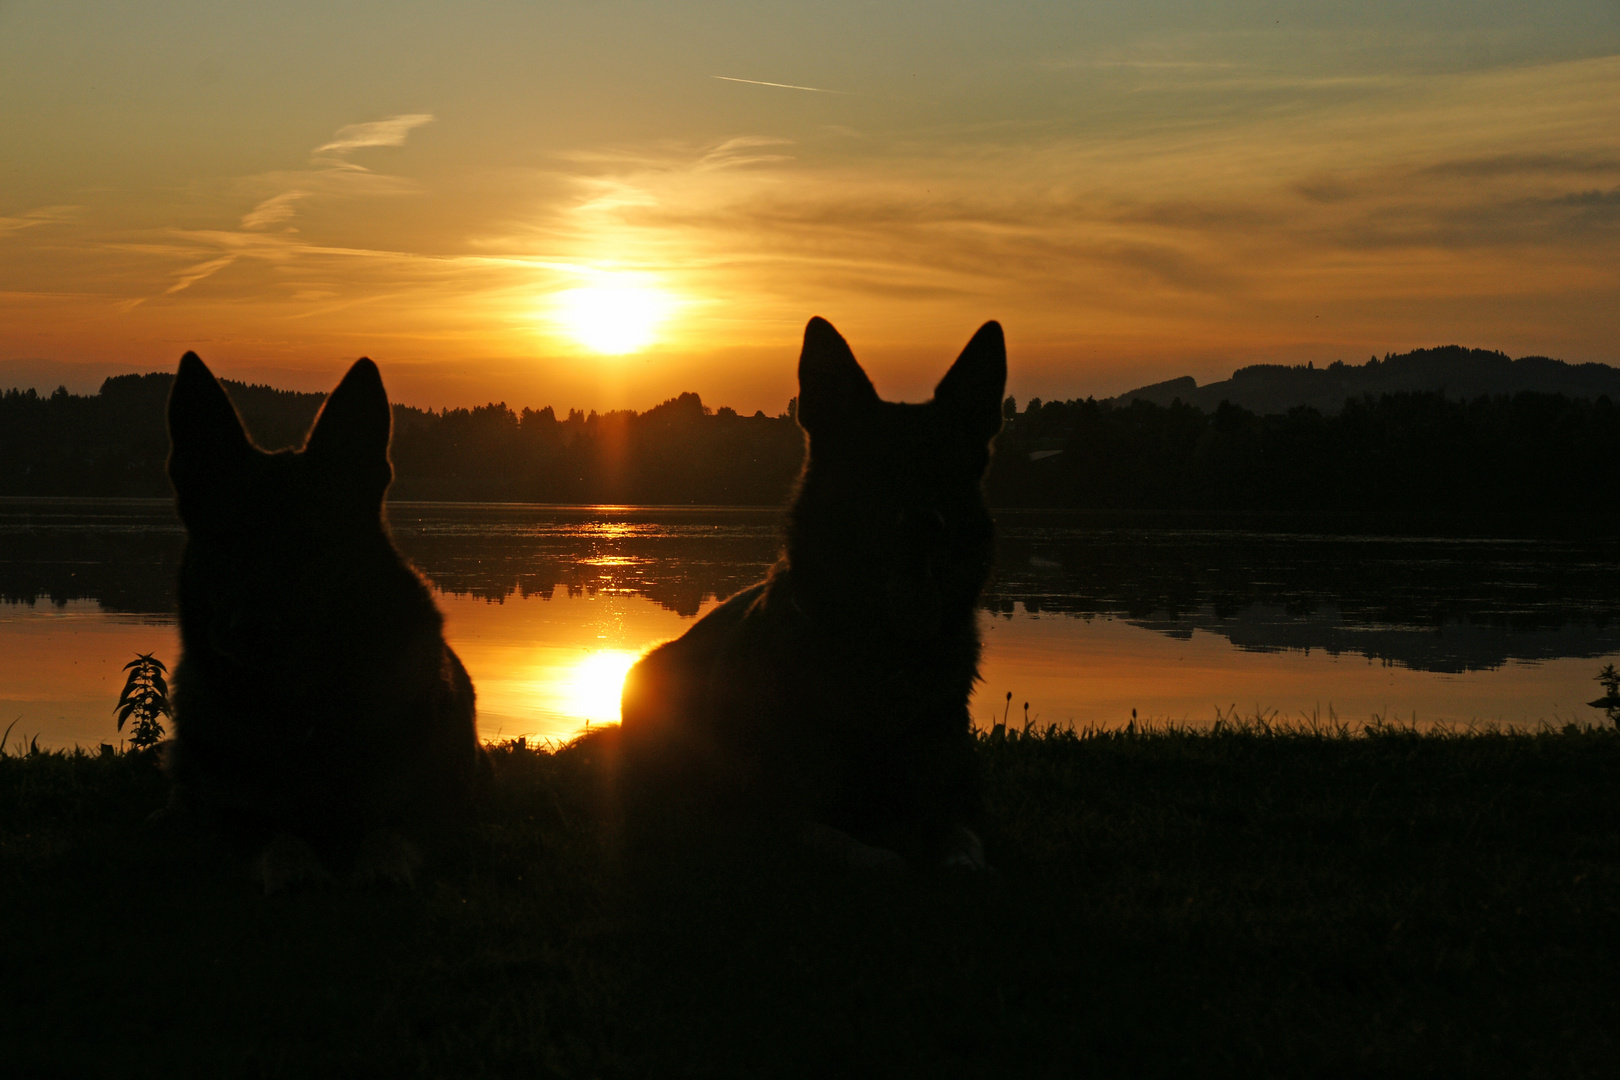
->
3, 725, 1618, 1078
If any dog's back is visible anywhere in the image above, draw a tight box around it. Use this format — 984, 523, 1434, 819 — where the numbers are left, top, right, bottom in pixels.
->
165, 353, 487, 881
619, 318, 1006, 866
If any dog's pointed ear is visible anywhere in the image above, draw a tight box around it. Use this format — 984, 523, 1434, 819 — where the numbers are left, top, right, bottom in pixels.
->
797, 317, 878, 438
933, 321, 1007, 443
303, 357, 394, 497
167, 352, 253, 494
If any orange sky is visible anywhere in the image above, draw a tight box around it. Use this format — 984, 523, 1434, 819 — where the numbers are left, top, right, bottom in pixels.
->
3, 2, 1618, 413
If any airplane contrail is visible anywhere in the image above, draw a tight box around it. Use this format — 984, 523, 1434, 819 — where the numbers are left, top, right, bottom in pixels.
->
711, 75, 850, 95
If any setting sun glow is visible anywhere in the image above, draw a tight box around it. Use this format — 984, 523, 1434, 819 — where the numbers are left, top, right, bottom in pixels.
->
552, 279, 675, 355
562, 649, 640, 725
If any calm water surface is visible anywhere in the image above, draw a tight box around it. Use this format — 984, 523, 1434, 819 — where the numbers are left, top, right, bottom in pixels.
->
4, 498, 1618, 749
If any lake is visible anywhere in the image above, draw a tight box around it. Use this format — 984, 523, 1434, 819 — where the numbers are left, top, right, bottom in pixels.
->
3, 498, 1618, 750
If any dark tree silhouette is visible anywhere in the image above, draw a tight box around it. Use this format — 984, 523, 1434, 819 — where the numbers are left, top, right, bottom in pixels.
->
5, 348, 1620, 513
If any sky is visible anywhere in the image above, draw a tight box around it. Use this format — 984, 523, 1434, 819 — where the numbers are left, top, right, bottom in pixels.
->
2, 1, 1617, 412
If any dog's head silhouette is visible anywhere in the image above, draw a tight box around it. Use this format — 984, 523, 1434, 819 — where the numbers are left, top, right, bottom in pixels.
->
167, 353, 395, 667
789, 317, 1006, 640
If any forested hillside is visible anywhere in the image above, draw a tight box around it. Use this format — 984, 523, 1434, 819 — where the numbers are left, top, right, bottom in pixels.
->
1113, 346, 1620, 416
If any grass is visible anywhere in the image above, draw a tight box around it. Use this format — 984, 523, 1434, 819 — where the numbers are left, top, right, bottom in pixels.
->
3, 723, 1619, 1078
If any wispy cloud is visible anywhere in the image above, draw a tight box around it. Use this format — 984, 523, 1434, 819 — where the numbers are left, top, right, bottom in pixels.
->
712, 75, 849, 95
109, 115, 438, 303
241, 190, 310, 230
313, 113, 435, 157
0, 206, 78, 236
163, 255, 239, 295
697, 136, 795, 170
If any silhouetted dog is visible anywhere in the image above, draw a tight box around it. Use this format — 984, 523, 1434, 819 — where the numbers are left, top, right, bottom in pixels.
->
618, 317, 1006, 869
164, 353, 489, 890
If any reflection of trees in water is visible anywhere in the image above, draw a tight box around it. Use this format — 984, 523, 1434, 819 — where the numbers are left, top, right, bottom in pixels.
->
0, 503, 182, 611
1122, 605, 1620, 674
984, 528, 1620, 672
6, 502, 1620, 671
0, 503, 788, 619
399, 544, 775, 619
385, 505, 784, 617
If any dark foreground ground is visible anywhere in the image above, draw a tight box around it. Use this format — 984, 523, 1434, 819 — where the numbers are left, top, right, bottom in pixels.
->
3, 724, 1618, 1078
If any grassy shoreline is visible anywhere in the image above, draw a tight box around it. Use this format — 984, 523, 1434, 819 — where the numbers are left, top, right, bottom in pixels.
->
4, 725, 1618, 1077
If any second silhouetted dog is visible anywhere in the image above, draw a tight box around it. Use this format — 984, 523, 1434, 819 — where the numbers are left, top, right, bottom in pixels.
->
619, 317, 1007, 870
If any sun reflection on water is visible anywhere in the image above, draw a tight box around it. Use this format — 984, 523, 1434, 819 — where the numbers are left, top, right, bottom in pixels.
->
559, 648, 640, 726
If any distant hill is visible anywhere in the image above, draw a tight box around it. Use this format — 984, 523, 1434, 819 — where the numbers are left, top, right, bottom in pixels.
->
1111, 346, 1620, 416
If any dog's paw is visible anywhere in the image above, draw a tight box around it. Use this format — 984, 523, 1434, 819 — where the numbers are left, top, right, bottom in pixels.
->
799, 823, 904, 871
350, 828, 423, 888
939, 825, 990, 873
255, 834, 334, 894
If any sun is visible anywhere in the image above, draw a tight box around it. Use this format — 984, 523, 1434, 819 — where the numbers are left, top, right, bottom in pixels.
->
551, 278, 674, 355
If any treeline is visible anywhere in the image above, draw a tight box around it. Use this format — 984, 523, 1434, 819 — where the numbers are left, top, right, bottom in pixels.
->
3, 371, 1618, 512
389, 393, 804, 503
0, 373, 805, 504
2, 374, 328, 499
